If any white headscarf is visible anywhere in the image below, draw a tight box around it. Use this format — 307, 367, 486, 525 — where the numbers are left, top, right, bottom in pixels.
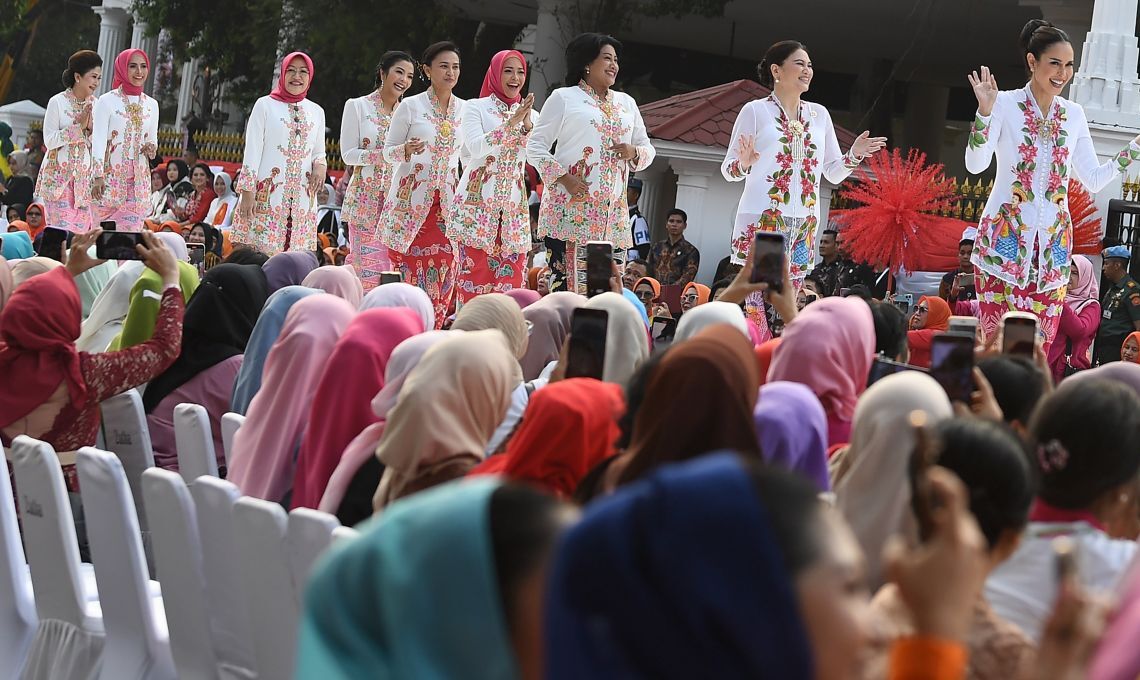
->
583, 292, 650, 386
214, 171, 234, 198
153, 231, 189, 262
77, 261, 147, 352
675, 301, 750, 343
359, 282, 435, 332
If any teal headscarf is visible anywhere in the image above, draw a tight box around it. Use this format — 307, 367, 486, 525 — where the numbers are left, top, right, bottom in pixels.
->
74, 260, 117, 319
295, 478, 520, 680
230, 285, 320, 415
1, 231, 33, 260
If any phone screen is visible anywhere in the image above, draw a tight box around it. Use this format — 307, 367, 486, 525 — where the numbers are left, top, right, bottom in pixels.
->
651, 316, 677, 347
99, 220, 117, 231
36, 227, 72, 261
930, 333, 975, 403
566, 307, 609, 380
585, 241, 613, 298
187, 243, 205, 266
1002, 317, 1037, 357
379, 271, 403, 285
95, 231, 145, 260
749, 232, 785, 291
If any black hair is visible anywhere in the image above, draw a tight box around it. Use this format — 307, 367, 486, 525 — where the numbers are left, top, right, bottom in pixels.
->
564, 33, 623, 85
375, 50, 415, 88
803, 273, 823, 288
977, 356, 1048, 426
191, 162, 214, 183
490, 484, 569, 628
745, 459, 826, 577
616, 347, 670, 449
1019, 19, 1070, 76
930, 419, 1034, 549
626, 257, 647, 268
1029, 378, 1140, 509
224, 246, 270, 267
421, 41, 460, 74
868, 300, 907, 360
846, 284, 873, 301
528, 202, 541, 222
666, 208, 687, 223
710, 277, 733, 300
959, 238, 975, 248
62, 50, 102, 89
166, 159, 190, 183
757, 40, 807, 88
822, 229, 838, 238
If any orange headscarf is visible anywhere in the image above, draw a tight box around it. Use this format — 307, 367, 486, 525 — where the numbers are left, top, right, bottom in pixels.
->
25, 202, 47, 239
755, 338, 781, 385
633, 276, 662, 301
918, 295, 951, 331
159, 220, 181, 233
527, 266, 542, 290
682, 282, 711, 306
8, 220, 30, 236
1125, 332, 1140, 364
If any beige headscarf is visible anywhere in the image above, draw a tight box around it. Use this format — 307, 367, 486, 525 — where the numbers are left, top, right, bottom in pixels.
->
0, 257, 12, 317
11, 257, 63, 287
583, 291, 650, 386
372, 330, 521, 510
831, 371, 952, 590
452, 293, 529, 359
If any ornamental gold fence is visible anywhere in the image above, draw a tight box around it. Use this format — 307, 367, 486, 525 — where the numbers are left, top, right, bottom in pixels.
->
155, 128, 345, 171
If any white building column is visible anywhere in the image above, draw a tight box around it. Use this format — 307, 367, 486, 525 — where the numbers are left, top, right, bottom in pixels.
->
175, 58, 200, 135
635, 164, 667, 236
93, 6, 129, 96
531, 0, 572, 107
670, 159, 719, 283
129, 18, 159, 95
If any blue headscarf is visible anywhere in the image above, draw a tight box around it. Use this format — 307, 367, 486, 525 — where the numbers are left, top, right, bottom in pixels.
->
544, 453, 814, 679
1, 231, 33, 260
230, 285, 320, 414
620, 287, 650, 329
295, 478, 519, 679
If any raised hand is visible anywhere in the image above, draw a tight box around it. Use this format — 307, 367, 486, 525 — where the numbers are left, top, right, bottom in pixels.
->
737, 134, 761, 171
967, 66, 999, 117
851, 131, 887, 159
63, 228, 104, 278
508, 94, 535, 129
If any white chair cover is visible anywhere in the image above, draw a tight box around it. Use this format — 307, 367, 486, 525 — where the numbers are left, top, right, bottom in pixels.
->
331, 525, 359, 545
11, 436, 104, 680
98, 389, 156, 574
76, 448, 174, 680
188, 478, 257, 678
141, 469, 219, 680
219, 412, 245, 468
0, 447, 37, 679
286, 509, 340, 594
234, 497, 297, 680
173, 404, 219, 482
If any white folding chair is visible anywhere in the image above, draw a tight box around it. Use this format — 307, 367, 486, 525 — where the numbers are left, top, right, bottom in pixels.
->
0, 448, 36, 679
286, 509, 340, 593
331, 525, 359, 546
220, 412, 245, 469
11, 436, 105, 680
99, 389, 157, 573
141, 469, 219, 680
173, 403, 219, 482
189, 477, 257, 677
234, 497, 298, 680
76, 448, 175, 680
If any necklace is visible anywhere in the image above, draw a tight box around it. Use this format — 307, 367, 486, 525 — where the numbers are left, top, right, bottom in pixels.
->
770, 95, 807, 162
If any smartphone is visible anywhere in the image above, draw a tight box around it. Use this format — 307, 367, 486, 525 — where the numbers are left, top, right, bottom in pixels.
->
186, 243, 205, 267
930, 332, 975, 403
948, 315, 978, 337
650, 316, 677, 347
838, 287, 852, 298
379, 271, 403, 285
95, 230, 145, 260
1053, 536, 1077, 583
749, 232, 785, 291
36, 227, 73, 261
585, 241, 613, 298
99, 220, 117, 231
892, 293, 913, 314
957, 272, 975, 288
1001, 312, 1038, 358
867, 356, 926, 387
566, 307, 609, 380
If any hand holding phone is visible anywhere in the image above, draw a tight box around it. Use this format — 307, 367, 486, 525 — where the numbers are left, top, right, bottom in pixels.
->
566, 307, 608, 379
1001, 312, 1037, 358
749, 232, 785, 291
930, 332, 975, 404
95, 230, 146, 261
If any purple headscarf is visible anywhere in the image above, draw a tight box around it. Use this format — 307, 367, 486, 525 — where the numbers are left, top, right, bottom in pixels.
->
1066, 362, 1140, 399
753, 381, 830, 491
262, 251, 319, 293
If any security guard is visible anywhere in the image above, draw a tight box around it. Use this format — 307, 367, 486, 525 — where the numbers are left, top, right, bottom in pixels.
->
1095, 245, 1140, 364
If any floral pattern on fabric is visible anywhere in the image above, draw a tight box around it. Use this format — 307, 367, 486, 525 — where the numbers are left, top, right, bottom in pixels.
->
96, 89, 154, 209
456, 238, 525, 307
968, 113, 990, 150
342, 91, 394, 229
387, 199, 455, 328
976, 267, 1063, 348
36, 90, 93, 206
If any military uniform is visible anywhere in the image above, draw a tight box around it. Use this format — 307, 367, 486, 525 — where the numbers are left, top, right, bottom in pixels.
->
809, 257, 879, 297
1096, 273, 1140, 364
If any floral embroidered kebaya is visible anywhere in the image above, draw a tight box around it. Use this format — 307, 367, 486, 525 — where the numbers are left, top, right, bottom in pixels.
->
966, 85, 1139, 294
526, 82, 654, 248
341, 90, 395, 230
36, 89, 94, 210
233, 96, 327, 254
91, 87, 159, 216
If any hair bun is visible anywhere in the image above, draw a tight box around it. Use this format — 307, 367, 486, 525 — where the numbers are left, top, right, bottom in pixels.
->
1019, 18, 1051, 50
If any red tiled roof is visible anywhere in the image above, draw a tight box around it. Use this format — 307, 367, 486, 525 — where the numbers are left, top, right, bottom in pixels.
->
639, 79, 855, 151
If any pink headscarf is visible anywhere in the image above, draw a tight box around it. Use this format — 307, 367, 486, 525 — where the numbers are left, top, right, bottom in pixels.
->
505, 288, 541, 309
767, 297, 875, 445
1066, 254, 1099, 313
302, 265, 363, 308
480, 50, 526, 105
227, 294, 356, 502
112, 48, 149, 96
270, 51, 314, 104
291, 307, 425, 510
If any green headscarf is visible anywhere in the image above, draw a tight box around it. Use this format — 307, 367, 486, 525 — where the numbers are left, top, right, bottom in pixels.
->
294, 478, 520, 680
74, 260, 117, 319
111, 260, 199, 350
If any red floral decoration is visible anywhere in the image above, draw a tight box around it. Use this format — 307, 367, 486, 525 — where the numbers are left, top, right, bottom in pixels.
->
1067, 178, 1103, 255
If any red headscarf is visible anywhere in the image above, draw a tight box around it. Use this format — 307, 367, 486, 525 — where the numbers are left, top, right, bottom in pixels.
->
270, 52, 314, 104
0, 267, 87, 428
480, 50, 526, 105
112, 48, 149, 96
918, 295, 951, 331
469, 378, 625, 498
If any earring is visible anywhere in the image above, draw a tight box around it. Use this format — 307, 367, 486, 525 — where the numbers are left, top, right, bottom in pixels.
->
775, 78, 780, 84
585, 67, 590, 75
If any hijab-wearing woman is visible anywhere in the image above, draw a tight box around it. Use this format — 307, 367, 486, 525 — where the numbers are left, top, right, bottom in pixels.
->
986, 378, 1140, 643
10, 257, 62, 287
1048, 254, 1101, 380
358, 281, 436, 330
526, 33, 655, 293
519, 291, 584, 381
91, 48, 159, 232
228, 293, 356, 504
469, 378, 625, 499
147, 159, 192, 224
112, 258, 199, 350
505, 287, 541, 309
907, 294, 951, 368
1121, 331, 1140, 364
24, 202, 47, 240
0, 229, 33, 260
146, 168, 167, 218
580, 291, 650, 386
4, 153, 34, 208
37, 50, 101, 233
679, 281, 710, 314
233, 51, 326, 254
632, 275, 661, 316
261, 250, 319, 293
768, 296, 876, 447
73, 259, 116, 318
1, 232, 183, 454
340, 50, 414, 291
451, 292, 530, 359
204, 171, 237, 228
297, 478, 575, 680
144, 263, 269, 471
291, 308, 425, 510
301, 264, 364, 307
380, 42, 466, 327
372, 330, 520, 510
77, 260, 145, 352
831, 371, 953, 590
673, 300, 749, 343
451, 50, 537, 306
175, 162, 216, 229
230, 286, 320, 415
754, 381, 830, 491
5, 203, 27, 224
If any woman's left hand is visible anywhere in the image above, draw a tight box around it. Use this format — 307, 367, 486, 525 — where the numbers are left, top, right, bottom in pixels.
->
141, 142, 157, 159
63, 229, 105, 278
850, 131, 888, 159
308, 165, 327, 198
609, 143, 637, 162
